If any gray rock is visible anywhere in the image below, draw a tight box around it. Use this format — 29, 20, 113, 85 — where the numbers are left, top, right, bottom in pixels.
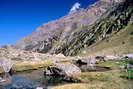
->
124, 54, 133, 59
74, 57, 96, 66
95, 56, 106, 62
44, 62, 81, 76
126, 64, 133, 69
0, 46, 61, 61
14, 0, 121, 53
0, 77, 6, 83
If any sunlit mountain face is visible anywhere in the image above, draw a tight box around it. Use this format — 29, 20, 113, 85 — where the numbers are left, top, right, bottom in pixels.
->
0, 0, 98, 45
0, 0, 133, 89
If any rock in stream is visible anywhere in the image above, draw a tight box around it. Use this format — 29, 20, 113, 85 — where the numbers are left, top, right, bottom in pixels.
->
44, 62, 81, 76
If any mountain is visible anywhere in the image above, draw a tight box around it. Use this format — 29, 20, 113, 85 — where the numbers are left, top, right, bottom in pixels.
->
14, 0, 133, 56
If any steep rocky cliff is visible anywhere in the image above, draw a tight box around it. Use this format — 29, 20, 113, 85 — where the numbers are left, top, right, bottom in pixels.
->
14, 0, 132, 56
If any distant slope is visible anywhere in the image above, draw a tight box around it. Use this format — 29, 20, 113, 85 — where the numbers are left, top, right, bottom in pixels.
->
14, 0, 124, 53
52, 0, 133, 56
79, 22, 133, 57
14, 0, 133, 57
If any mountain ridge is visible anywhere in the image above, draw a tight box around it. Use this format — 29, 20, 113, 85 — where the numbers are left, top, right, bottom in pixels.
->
14, 0, 133, 56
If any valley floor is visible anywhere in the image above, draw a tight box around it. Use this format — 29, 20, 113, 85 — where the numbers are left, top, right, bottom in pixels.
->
0, 53, 133, 89
0, 46, 133, 89
52, 60, 133, 89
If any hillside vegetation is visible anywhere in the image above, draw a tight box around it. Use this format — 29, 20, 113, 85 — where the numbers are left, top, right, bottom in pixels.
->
14, 0, 133, 57
80, 23, 133, 57
52, 0, 133, 56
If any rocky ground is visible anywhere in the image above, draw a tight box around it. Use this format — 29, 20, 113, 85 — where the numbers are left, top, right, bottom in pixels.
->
0, 45, 133, 73
0, 46, 69, 73
0, 1, 132, 89
14, 0, 131, 57
0, 45, 133, 89
51, 59, 133, 89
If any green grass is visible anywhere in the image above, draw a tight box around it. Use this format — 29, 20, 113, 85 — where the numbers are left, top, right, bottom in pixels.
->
79, 23, 133, 57
52, 60, 133, 89
53, 69, 133, 89
123, 58, 133, 65
11, 58, 67, 72
12, 60, 53, 72
97, 60, 124, 68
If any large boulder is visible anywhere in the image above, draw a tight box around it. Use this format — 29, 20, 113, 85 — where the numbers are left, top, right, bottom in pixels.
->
0, 58, 13, 73
44, 62, 81, 76
74, 57, 96, 66
127, 64, 133, 69
124, 54, 133, 59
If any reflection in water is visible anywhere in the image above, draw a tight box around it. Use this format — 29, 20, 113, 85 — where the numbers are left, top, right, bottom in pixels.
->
0, 73, 11, 84
0, 69, 71, 89
79, 64, 111, 72
0, 66, 111, 89
3, 76, 36, 89
3, 73, 11, 81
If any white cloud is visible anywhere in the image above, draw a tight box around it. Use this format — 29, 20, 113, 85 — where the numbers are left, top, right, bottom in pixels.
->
70, 2, 81, 12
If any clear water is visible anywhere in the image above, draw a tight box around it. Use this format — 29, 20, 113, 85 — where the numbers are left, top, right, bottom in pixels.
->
0, 69, 70, 89
0, 65, 111, 89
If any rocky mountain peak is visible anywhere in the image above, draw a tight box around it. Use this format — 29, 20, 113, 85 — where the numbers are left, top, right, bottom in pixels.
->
14, 0, 132, 56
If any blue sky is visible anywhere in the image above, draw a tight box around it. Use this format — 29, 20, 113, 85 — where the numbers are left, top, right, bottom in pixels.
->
0, 0, 97, 45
